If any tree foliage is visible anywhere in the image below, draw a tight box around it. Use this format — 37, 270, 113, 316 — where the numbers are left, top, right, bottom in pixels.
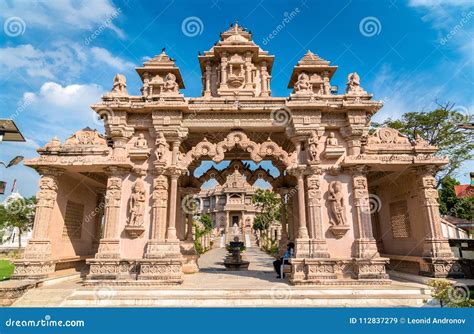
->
438, 176, 473, 221
0, 196, 36, 249
372, 103, 473, 186
251, 189, 281, 231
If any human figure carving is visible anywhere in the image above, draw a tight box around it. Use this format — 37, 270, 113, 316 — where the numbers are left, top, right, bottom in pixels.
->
162, 73, 179, 93
155, 132, 168, 161
128, 179, 146, 227
326, 132, 339, 147
135, 133, 148, 148
307, 131, 319, 162
112, 74, 128, 95
345, 72, 366, 95
328, 181, 346, 226
294, 72, 312, 93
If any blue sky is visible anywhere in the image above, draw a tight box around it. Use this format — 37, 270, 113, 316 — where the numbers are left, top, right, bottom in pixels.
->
0, 0, 473, 199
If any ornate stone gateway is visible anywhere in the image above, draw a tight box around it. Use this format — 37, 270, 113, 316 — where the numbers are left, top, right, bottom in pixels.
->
13, 23, 459, 285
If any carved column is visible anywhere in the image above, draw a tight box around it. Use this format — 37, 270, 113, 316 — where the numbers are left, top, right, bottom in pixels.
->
350, 166, 389, 281
288, 166, 310, 258
306, 170, 330, 258
287, 191, 295, 241
166, 167, 181, 241
220, 54, 228, 88
276, 188, 289, 254
13, 167, 63, 279
244, 52, 253, 89
204, 61, 212, 97
350, 166, 379, 258
416, 166, 457, 277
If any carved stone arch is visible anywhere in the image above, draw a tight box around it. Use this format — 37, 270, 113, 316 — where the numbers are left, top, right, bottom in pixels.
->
198, 166, 226, 186
180, 130, 295, 169
248, 167, 276, 186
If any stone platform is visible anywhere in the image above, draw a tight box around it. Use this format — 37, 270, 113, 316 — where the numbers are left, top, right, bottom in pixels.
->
10, 247, 433, 307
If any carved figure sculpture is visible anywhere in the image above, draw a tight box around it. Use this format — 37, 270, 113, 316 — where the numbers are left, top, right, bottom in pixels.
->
112, 74, 128, 95
135, 133, 148, 148
294, 72, 312, 93
155, 132, 168, 162
326, 132, 338, 146
307, 131, 319, 162
163, 73, 179, 93
328, 181, 346, 226
345, 72, 367, 95
128, 179, 146, 227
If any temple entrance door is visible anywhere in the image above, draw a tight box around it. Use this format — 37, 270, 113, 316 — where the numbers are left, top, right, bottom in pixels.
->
232, 215, 239, 227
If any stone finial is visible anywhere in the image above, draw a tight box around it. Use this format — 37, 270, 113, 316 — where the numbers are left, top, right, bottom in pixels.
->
111, 74, 128, 95
345, 72, 367, 95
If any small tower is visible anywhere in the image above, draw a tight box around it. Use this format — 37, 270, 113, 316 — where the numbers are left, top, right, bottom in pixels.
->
136, 50, 185, 99
288, 50, 338, 98
198, 23, 274, 98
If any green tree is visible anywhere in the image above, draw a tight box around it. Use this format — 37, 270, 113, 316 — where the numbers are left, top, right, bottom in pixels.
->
372, 103, 473, 187
438, 176, 473, 221
193, 214, 213, 254
0, 196, 36, 249
251, 189, 281, 232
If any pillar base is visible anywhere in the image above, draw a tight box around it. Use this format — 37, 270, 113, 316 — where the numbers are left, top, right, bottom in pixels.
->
11, 260, 56, 280
95, 239, 120, 259
180, 241, 200, 274
309, 240, 330, 258
86, 259, 139, 281
422, 238, 455, 259
137, 259, 183, 283
353, 239, 379, 258
420, 257, 463, 278
294, 238, 311, 258
353, 258, 390, 280
144, 240, 182, 259
289, 258, 391, 285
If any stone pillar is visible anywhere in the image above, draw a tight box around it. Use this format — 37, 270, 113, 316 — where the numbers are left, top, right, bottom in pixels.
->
350, 166, 379, 259
277, 188, 289, 254
287, 192, 295, 241
86, 166, 131, 281
416, 166, 457, 277
186, 212, 194, 241
92, 191, 105, 253
13, 167, 62, 279
288, 167, 310, 258
95, 167, 126, 259
260, 61, 269, 97
166, 168, 180, 242
220, 55, 228, 88
245, 52, 253, 89
350, 166, 389, 281
306, 170, 330, 258
204, 60, 212, 97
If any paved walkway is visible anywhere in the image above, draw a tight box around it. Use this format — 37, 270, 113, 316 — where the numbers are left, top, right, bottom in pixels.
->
183, 246, 282, 289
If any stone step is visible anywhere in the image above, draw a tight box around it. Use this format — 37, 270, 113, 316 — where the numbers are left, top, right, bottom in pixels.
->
62, 287, 432, 307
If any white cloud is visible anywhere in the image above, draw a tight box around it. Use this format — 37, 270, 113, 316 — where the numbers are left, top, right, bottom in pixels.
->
409, 0, 473, 7
0, 43, 134, 81
91, 47, 135, 71
0, 0, 124, 39
19, 82, 105, 142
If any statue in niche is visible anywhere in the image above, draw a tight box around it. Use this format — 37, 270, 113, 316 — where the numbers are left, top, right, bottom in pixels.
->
307, 131, 319, 162
294, 72, 312, 93
162, 73, 179, 93
328, 181, 347, 226
322, 72, 331, 95
155, 132, 168, 162
326, 132, 339, 146
111, 74, 128, 95
128, 179, 146, 227
345, 72, 367, 95
135, 133, 148, 148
